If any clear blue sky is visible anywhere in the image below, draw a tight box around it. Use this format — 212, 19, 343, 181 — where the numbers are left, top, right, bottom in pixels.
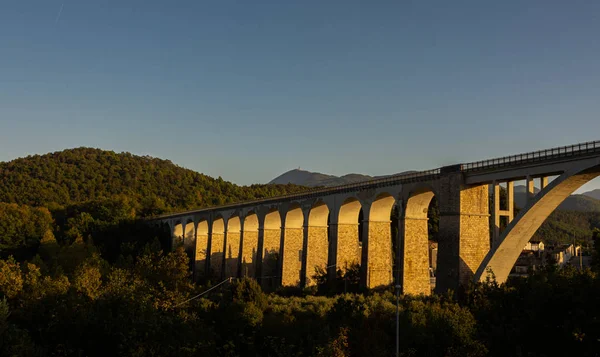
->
1, 0, 599, 191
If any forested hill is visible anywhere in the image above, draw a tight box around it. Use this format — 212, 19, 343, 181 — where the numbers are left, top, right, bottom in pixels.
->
0, 148, 306, 214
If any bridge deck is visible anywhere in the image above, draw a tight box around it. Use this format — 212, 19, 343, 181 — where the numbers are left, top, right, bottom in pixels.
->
154, 140, 600, 219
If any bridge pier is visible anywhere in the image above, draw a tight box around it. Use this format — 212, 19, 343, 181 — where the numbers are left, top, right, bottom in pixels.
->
436, 173, 490, 293
225, 217, 241, 279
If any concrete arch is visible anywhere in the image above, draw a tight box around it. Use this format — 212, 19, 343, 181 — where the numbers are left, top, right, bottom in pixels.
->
305, 201, 330, 286
225, 216, 241, 278
282, 203, 304, 286
262, 209, 282, 289
365, 192, 396, 288
336, 197, 363, 272
211, 216, 225, 278
476, 163, 600, 284
195, 220, 209, 277
241, 212, 259, 277
401, 187, 437, 295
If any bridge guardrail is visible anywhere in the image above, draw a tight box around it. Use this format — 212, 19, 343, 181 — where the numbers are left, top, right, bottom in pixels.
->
461, 140, 600, 172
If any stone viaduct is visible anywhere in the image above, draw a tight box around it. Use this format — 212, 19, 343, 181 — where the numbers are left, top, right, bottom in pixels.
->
153, 141, 600, 295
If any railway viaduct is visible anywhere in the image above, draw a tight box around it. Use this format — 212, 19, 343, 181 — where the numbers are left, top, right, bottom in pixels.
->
152, 141, 600, 295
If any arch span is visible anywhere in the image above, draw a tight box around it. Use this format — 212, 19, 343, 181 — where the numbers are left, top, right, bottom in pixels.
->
183, 219, 195, 252
173, 221, 184, 249
475, 162, 600, 284
282, 204, 304, 286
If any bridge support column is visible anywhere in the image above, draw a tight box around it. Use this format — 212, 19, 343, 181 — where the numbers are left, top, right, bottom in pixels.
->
281, 227, 303, 287
363, 220, 393, 289
302, 224, 329, 287
331, 223, 361, 276
195, 222, 209, 280
256, 226, 265, 284
210, 220, 226, 280
526, 175, 536, 204
492, 181, 514, 247
400, 216, 431, 295
437, 172, 490, 294
224, 226, 240, 279
261, 228, 280, 289
241, 226, 258, 278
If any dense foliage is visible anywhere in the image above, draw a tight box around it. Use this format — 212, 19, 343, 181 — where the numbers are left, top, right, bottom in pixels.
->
1, 234, 600, 356
0, 148, 305, 214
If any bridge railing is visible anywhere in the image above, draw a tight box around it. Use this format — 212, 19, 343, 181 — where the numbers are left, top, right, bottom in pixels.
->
461, 140, 600, 172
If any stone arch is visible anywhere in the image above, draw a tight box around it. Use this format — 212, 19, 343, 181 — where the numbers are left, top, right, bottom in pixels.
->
282, 203, 304, 286
365, 192, 396, 288
210, 216, 225, 278
195, 220, 209, 277
476, 163, 600, 284
401, 186, 437, 295
183, 219, 195, 252
241, 212, 259, 277
173, 220, 184, 249
336, 197, 363, 272
305, 201, 330, 286
262, 209, 282, 289
225, 216, 241, 278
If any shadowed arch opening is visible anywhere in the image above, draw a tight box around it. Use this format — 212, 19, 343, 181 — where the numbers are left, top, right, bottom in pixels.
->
242, 212, 259, 277
173, 221, 183, 249
210, 216, 225, 278
476, 164, 600, 284
225, 216, 241, 278
337, 198, 363, 273
402, 187, 437, 295
306, 201, 330, 286
184, 219, 195, 252
262, 209, 282, 290
282, 204, 304, 287
195, 220, 209, 278
366, 193, 396, 288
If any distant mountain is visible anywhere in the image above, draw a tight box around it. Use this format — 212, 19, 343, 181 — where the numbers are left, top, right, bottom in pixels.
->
269, 169, 416, 187
582, 189, 600, 200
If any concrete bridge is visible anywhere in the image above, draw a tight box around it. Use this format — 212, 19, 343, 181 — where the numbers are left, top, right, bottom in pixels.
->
153, 140, 600, 295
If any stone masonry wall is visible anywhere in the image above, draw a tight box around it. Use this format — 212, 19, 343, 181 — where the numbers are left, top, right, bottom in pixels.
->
195, 234, 208, 277
224, 231, 240, 278
336, 224, 360, 271
282, 228, 303, 286
402, 218, 431, 295
459, 184, 490, 285
367, 221, 392, 288
241, 231, 258, 278
305, 226, 329, 286
262, 228, 280, 288
210, 233, 225, 278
